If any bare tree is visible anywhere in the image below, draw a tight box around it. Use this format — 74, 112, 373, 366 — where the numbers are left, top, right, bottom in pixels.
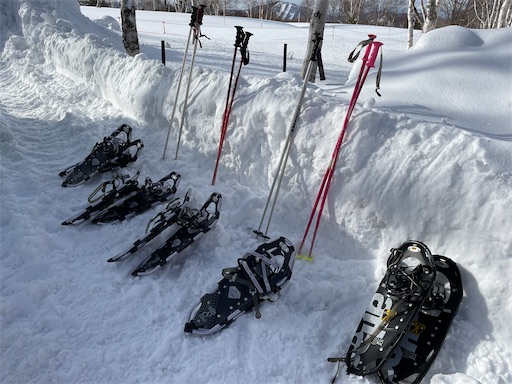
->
473, 0, 512, 27
121, 0, 140, 56
497, 0, 512, 26
301, 0, 328, 82
300, 0, 314, 21
439, 0, 472, 26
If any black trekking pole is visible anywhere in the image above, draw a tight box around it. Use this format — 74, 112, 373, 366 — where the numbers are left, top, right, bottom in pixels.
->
211, 26, 245, 185
211, 28, 252, 185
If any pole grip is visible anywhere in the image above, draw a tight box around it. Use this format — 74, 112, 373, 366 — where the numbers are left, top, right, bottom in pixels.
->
367, 41, 383, 68
234, 26, 244, 47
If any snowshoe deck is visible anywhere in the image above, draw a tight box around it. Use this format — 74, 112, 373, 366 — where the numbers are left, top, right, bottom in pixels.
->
130, 192, 222, 276
92, 171, 180, 224
60, 124, 143, 187
344, 241, 437, 376
184, 237, 295, 335
377, 254, 463, 384
62, 171, 141, 225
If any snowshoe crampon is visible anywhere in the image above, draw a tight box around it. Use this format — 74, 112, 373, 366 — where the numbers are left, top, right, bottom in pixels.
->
61, 170, 141, 225
377, 254, 463, 384
343, 241, 437, 376
92, 171, 180, 224
59, 124, 143, 187
184, 237, 295, 335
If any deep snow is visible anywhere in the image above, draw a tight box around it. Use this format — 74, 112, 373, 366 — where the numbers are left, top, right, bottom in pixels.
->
1, 1, 511, 383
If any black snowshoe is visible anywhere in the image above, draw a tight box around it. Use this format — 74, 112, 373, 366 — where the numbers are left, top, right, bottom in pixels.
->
92, 171, 180, 224
377, 254, 463, 384
328, 241, 463, 384
107, 189, 192, 262
62, 170, 141, 225
59, 124, 143, 187
184, 237, 295, 335
128, 191, 222, 276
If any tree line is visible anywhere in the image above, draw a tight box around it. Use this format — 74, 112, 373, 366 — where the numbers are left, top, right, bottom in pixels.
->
85, 0, 511, 29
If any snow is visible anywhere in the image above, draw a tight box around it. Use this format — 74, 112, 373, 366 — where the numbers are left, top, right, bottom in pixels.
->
1, 1, 511, 383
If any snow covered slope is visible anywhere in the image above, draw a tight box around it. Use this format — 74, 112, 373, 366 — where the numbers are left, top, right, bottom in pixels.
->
1, 1, 511, 383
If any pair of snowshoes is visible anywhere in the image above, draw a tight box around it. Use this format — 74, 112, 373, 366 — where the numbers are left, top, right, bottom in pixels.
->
108, 189, 222, 276
329, 240, 463, 383
61, 171, 180, 225
184, 236, 295, 335
59, 124, 143, 187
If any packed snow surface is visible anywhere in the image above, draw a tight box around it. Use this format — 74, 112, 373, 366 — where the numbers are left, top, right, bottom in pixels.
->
1, 1, 511, 383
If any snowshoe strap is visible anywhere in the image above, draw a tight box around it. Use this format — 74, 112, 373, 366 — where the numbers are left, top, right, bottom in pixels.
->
221, 265, 264, 319
248, 250, 281, 270
240, 259, 266, 295
145, 197, 181, 232
87, 173, 131, 203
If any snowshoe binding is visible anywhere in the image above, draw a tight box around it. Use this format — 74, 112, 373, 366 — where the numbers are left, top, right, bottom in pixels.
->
329, 240, 436, 379
62, 170, 141, 225
184, 237, 295, 335
92, 171, 180, 224
377, 254, 463, 384
59, 124, 143, 187
130, 192, 221, 276
107, 189, 193, 262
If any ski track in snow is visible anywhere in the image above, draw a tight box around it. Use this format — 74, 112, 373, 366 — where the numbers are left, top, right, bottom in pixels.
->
1, 1, 512, 383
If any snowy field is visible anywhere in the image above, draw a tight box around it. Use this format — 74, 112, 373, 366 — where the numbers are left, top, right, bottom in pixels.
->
1, 0, 512, 383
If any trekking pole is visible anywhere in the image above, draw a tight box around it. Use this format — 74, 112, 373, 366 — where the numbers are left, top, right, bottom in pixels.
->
211, 26, 247, 186
212, 31, 252, 184
254, 34, 323, 239
299, 35, 382, 259
162, 8, 198, 160
175, 5, 206, 160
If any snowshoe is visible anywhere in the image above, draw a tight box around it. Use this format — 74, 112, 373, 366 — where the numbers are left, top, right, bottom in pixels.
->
107, 189, 193, 262
92, 171, 180, 224
337, 241, 437, 377
59, 124, 143, 187
184, 237, 295, 335
377, 254, 463, 384
130, 192, 221, 276
62, 170, 141, 225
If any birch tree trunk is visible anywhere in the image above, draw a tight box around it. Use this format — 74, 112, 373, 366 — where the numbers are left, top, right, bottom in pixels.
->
301, 0, 328, 82
121, 0, 140, 57
423, 0, 440, 33
407, 0, 415, 48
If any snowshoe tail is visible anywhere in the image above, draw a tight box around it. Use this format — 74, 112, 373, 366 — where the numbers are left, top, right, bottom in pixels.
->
344, 240, 436, 376
92, 171, 180, 224
107, 189, 192, 262
60, 124, 143, 187
131, 192, 222, 276
377, 254, 463, 384
184, 236, 295, 335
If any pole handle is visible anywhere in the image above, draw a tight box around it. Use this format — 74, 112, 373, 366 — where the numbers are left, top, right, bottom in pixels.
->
366, 41, 383, 68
